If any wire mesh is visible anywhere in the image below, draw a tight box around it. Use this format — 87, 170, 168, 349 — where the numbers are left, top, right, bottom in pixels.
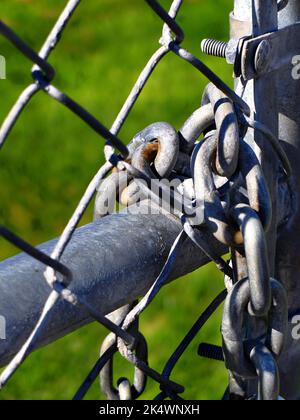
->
0, 0, 291, 401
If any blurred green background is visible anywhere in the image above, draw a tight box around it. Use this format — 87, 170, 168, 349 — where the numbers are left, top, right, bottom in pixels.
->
0, 0, 233, 400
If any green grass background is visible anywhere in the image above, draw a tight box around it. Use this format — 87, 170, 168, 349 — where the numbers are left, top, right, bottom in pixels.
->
0, 0, 233, 400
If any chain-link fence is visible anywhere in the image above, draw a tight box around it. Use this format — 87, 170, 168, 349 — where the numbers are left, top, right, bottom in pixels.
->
0, 0, 297, 400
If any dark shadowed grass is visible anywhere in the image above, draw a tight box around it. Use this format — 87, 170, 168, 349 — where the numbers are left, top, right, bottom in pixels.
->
0, 0, 232, 399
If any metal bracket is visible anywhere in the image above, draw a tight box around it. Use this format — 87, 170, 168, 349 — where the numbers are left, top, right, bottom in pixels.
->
241, 22, 300, 80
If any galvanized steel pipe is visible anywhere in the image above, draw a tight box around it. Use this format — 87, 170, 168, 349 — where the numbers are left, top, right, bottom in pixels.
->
0, 203, 226, 367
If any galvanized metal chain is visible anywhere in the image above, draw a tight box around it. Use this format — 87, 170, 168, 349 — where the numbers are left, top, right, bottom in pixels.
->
0, 0, 291, 400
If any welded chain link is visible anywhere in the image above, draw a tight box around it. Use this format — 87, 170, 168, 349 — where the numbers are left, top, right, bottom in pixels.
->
0, 0, 291, 401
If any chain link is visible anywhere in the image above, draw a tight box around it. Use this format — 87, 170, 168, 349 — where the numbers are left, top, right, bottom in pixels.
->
0, 0, 291, 400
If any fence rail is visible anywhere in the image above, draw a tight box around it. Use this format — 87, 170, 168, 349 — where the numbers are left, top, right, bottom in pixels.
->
0, 204, 226, 368
1, 0, 300, 400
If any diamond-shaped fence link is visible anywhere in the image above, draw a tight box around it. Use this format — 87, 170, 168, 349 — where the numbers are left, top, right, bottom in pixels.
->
0, 0, 292, 400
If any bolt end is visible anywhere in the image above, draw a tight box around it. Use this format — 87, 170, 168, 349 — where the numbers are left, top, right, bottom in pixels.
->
201, 38, 228, 58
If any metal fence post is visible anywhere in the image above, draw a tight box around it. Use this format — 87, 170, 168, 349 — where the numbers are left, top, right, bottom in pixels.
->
231, 0, 279, 399
276, 0, 300, 400
1, 0, 300, 399
232, 0, 300, 399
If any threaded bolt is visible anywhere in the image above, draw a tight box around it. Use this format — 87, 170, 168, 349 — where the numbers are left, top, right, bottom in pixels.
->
201, 39, 228, 58
198, 343, 224, 362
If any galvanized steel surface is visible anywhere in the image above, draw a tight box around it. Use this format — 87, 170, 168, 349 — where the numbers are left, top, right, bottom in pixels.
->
0, 0, 298, 401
